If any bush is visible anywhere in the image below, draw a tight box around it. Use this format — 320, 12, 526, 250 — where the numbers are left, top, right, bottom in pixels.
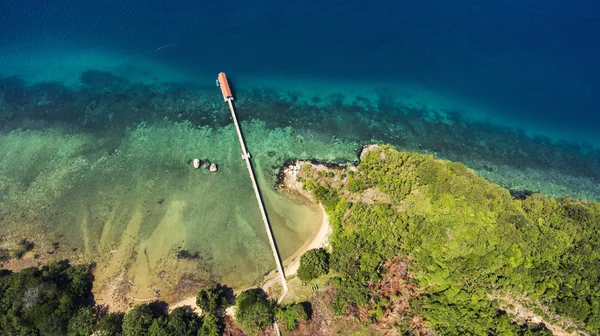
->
276, 303, 308, 331
121, 304, 157, 336
297, 248, 330, 283
166, 307, 201, 336
234, 289, 275, 335
196, 285, 228, 315
302, 180, 316, 190
331, 278, 371, 315
67, 306, 95, 336
346, 176, 364, 193
198, 313, 220, 336
96, 312, 123, 335
312, 186, 340, 212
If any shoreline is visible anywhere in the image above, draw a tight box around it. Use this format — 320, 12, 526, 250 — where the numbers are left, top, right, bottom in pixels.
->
260, 204, 331, 294
170, 204, 330, 313
283, 204, 331, 277
171, 161, 332, 311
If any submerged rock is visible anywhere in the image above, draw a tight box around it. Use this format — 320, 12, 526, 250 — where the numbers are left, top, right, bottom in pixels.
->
192, 158, 200, 169
202, 159, 211, 169
210, 163, 218, 172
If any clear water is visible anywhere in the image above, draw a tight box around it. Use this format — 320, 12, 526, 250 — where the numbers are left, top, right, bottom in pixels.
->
1, 0, 599, 299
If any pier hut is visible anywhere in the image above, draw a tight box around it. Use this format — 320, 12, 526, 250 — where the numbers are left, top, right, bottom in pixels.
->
217, 72, 234, 102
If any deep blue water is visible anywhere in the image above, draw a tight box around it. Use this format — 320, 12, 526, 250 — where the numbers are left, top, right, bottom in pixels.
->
1, 0, 599, 142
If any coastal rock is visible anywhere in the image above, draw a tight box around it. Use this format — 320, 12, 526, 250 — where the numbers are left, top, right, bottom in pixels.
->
202, 160, 211, 169
192, 158, 200, 169
209, 163, 218, 172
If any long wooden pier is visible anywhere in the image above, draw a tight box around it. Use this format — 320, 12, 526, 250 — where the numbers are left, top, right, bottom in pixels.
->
217, 72, 289, 298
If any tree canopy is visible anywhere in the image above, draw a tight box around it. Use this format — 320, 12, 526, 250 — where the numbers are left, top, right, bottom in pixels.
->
297, 248, 330, 283
304, 145, 599, 334
234, 289, 275, 335
275, 303, 308, 331
195, 285, 229, 315
0, 260, 93, 336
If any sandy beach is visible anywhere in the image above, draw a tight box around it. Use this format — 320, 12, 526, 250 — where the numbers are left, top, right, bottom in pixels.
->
260, 204, 330, 293
170, 202, 330, 312
171, 161, 331, 311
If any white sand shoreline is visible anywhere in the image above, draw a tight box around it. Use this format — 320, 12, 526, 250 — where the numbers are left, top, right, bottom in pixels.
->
170, 204, 330, 312
285, 204, 331, 277
260, 204, 330, 294
171, 162, 331, 311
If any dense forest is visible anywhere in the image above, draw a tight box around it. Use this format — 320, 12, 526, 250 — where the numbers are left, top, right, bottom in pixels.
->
0, 261, 308, 335
298, 145, 600, 334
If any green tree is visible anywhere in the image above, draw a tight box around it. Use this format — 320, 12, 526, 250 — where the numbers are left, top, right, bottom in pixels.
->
195, 285, 228, 315
312, 186, 340, 212
122, 304, 157, 336
96, 312, 123, 336
198, 313, 220, 336
167, 307, 201, 336
67, 306, 95, 336
234, 289, 275, 335
147, 316, 168, 336
297, 248, 330, 283
275, 303, 308, 331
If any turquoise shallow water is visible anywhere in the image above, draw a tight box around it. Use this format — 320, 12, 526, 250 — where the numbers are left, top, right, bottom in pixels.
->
1, 49, 599, 301
1, 0, 600, 299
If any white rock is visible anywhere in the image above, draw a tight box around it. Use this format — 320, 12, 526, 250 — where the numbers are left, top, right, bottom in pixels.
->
209, 163, 218, 172
193, 158, 200, 169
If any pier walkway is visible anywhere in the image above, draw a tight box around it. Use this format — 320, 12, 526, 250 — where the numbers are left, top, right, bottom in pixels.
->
217, 72, 289, 301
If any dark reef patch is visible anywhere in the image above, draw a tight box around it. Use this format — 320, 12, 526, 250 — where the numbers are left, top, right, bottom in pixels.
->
508, 188, 536, 200
1, 70, 600, 200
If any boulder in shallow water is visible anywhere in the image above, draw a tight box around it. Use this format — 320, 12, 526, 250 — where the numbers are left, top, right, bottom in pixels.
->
193, 158, 200, 169
210, 163, 218, 172
202, 159, 211, 169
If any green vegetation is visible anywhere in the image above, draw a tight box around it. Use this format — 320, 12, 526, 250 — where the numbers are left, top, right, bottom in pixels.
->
0, 261, 92, 335
0, 262, 311, 335
198, 313, 220, 336
229, 288, 311, 334
96, 312, 123, 335
121, 304, 157, 336
312, 185, 341, 212
275, 303, 308, 331
67, 306, 95, 336
297, 248, 330, 283
234, 289, 276, 335
195, 285, 229, 315
307, 145, 600, 334
194, 284, 232, 335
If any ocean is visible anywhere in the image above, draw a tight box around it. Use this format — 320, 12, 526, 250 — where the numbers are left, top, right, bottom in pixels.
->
0, 0, 599, 302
